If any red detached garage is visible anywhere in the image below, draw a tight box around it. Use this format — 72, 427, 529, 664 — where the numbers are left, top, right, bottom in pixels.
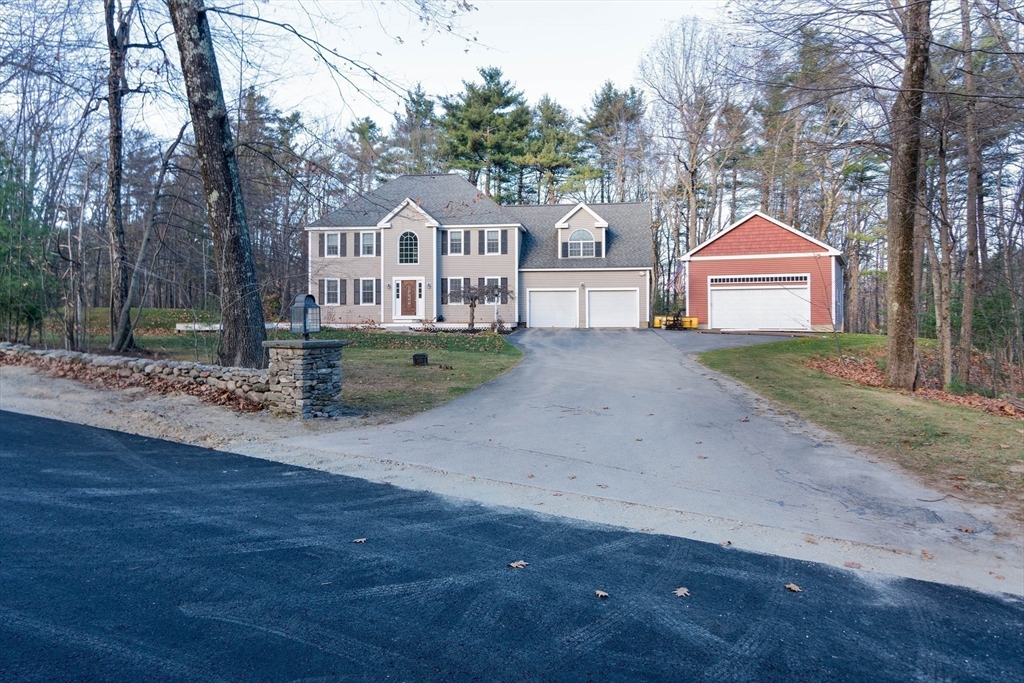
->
681, 212, 845, 332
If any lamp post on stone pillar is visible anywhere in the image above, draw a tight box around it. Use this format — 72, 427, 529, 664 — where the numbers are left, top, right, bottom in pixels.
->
263, 294, 348, 419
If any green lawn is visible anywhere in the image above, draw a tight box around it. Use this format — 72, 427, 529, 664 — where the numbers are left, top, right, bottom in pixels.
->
699, 334, 1024, 513
51, 309, 523, 419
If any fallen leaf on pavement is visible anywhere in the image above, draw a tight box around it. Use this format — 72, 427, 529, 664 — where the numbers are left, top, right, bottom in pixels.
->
552, 493, 562, 496
597, 484, 608, 488
785, 583, 803, 592
508, 560, 528, 569
602, 407, 609, 410
990, 573, 1005, 580
697, 455, 708, 459
803, 535, 818, 545
635, 438, 643, 441
352, 538, 367, 543
844, 561, 862, 569
720, 540, 732, 547
595, 590, 609, 598
640, 527, 654, 531
921, 550, 933, 560
673, 587, 691, 597
956, 525, 975, 534
526, 473, 534, 478
695, 441, 702, 444
568, 475, 576, 480
740, 417, 750, 422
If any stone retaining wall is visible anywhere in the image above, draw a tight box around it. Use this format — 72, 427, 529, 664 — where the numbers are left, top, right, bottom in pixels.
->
0, 342, 271, 404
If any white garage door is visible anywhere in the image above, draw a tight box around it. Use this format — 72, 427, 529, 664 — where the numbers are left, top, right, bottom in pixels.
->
710, 286, 810, 330
528, 290, 577, 328
588, 289, 638, 328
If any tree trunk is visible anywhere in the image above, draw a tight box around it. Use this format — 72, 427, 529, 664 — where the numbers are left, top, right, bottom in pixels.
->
105, 0, 134, 351
884, 0, 931, 390
167, 0, 267, 368
957, 0, 979, 386
112, 123, 188, 351
934, 129, 955, 388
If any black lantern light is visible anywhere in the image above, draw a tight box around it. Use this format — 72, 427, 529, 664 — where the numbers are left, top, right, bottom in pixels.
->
290, 294, 321, 340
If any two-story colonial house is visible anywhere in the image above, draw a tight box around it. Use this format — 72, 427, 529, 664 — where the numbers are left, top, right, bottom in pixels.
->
306, 174, 653, 328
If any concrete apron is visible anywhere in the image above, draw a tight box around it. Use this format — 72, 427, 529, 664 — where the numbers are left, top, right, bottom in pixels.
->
275, 330, 1022, 597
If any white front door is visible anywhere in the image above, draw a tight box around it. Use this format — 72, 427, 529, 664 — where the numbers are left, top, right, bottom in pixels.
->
587, 289, 639, 328
709, 286, 811, 330
528, 290, 577, 328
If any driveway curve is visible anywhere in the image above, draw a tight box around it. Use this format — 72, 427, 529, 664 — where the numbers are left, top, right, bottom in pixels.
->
284, 329, 1021, 594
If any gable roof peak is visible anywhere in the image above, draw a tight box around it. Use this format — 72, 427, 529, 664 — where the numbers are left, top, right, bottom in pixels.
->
555, 202, 609, 229
377, 197, 439, 227
681, 211, 841, 260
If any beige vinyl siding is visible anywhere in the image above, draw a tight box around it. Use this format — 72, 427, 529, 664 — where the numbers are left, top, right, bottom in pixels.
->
308, 230, 382, 323
557, 212, 606, 259
383, 206, 436, 322
520, 269, 650, 328
438, 227, 518, 325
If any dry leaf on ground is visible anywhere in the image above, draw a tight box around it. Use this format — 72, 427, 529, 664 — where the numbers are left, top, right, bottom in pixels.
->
990, 573, 1005, 580
526, 473, 535, 478
844, 561, 862, 569
956, 525, 976, 534
595, 590, 609, 599
673, 587, 691, 597
697, 455, 708, 460
508, 560, 528, 569
921, 550, 934, 560
803, 535, 818, 545
720, 540, 732, 547
740, 417, 750, 422
568, 475, 576, 480
597, 484, 608, 488
640, 527, 654, 532
785, 583, 803, 593
352, 538, 367, 543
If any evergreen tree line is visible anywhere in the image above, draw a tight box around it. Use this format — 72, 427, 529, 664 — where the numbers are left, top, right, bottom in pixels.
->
0, 1, 1021, 392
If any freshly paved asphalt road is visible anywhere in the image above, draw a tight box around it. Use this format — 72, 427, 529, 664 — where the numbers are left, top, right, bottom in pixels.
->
281, 329, 1020, 592
2, 412, 1022, 682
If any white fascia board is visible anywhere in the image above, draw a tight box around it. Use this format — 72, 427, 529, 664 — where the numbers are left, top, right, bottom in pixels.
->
520, 267, 652, 272
305, 225, 379, 232
377, 198, 439, 228
554, 203, 609, 229
680, 210, 841, 260
684, 252, 841, 262
439, 223, 522, 229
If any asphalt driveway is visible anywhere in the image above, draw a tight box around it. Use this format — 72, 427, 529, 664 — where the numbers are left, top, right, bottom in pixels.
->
2, 412, 1021, 682
282, 329, 1021, 593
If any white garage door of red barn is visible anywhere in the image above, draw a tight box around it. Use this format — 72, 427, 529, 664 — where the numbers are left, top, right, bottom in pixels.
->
708, 275, 810, 331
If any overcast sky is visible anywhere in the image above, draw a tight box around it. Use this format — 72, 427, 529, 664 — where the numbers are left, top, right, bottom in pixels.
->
236, 0, 728, 131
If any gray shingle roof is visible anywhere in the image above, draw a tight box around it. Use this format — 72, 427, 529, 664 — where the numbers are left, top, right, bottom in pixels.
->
309, 175, 653, 270
508, 203, 654, 270
308, 174, 511, 227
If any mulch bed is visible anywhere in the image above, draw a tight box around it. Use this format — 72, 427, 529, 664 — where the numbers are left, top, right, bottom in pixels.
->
0, 353, 264, 414
806, 355, 1023, 421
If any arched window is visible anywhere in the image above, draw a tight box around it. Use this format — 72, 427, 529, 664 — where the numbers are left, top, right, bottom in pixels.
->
398, 231, 418, 264
568, 229, 595, 258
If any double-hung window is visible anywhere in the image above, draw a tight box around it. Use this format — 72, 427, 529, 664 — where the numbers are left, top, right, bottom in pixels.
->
485, 230, 500, 255
568, 229, 595, 257
325, 233, 339, 257
449, 230, 463, 255
446, 277, 464, 304
324, 278, 340, 305
484, 277, 500, 304
360, 278, 375, 305
360, 232, 375, 256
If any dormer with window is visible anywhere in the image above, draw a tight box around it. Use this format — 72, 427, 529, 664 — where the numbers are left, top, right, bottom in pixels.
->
556, 203, 606, 259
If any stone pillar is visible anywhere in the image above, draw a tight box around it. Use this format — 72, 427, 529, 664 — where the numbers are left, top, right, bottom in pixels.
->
262, 339, 350, 419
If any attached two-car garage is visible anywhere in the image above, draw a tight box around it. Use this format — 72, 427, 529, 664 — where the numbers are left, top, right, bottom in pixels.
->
526, 288, 640, 328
